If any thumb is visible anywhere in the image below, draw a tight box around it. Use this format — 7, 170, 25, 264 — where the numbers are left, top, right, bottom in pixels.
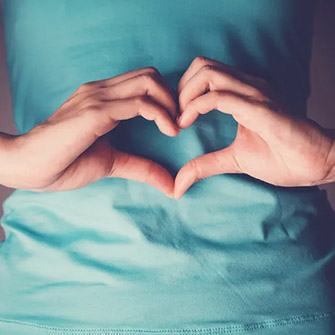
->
109, 149, 175, 198
174, 146, 241, 199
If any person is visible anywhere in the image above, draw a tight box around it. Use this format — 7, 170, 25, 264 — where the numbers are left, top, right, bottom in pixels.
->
1, 58, 334, 196
0, 0, 334, 334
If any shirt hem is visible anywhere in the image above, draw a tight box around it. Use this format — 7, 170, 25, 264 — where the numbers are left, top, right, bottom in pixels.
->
0, 312, 333, 335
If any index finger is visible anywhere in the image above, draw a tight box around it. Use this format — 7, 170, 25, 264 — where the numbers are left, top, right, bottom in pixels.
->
178, 56, 258, 95
178, 56, 228, 94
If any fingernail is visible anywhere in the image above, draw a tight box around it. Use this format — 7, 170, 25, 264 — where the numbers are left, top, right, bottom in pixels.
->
173, 126, 180, 135
167, 126, 179, 136
167, 191, 175, 198
177, 115, 185, 128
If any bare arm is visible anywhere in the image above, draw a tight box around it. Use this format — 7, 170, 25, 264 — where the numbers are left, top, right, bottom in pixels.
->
174, 56, 335, 198
0, 67, 180, 198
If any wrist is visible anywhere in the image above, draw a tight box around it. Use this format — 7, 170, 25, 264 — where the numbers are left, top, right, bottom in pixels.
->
0, 132, 20, 188
326, 141, 335, 183
322, 129, 335, 184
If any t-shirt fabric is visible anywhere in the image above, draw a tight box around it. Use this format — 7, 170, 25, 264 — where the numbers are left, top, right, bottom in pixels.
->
0, 1, 334, 334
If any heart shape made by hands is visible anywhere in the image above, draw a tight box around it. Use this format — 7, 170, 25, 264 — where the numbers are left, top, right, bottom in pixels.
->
135, 55, 322, 200
148, 56, 254, 200
137, 56, 249, 200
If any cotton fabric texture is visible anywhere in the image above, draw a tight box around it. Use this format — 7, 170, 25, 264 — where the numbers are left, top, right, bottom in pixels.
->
0, 1, 334, 334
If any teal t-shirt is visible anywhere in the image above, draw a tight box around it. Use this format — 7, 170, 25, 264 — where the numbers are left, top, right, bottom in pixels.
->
1, 1, 335, 334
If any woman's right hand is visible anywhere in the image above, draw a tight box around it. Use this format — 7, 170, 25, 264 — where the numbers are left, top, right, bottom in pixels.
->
0, 67, 180, 197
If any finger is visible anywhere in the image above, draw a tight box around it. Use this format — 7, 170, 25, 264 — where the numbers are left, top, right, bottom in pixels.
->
174, 146, 241, 199
28, 96, 180, 179
74, 67, 159, 94
177, 90, 274, 136
178, 56, 224, 94
178, 56, 264, 95
86, 96, 180, 147
98, 96, 180, 136
28, 136, 114, 191
65, 68, 157, 107
178, 64, 262, 117
29, 138, 175, 198
97, 71, 178, 121
66, 67, 178, 119
110, 150, 175, 198
102, 67, 177, 99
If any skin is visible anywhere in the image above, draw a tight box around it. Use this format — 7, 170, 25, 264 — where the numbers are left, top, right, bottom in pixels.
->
0, 56, 334, 199
0, 67, 180, 198
174, 56, 335, 198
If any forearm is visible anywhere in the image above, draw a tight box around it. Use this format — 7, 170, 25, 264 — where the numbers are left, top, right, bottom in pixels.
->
323, 128, 335, 184
0, 132, 19, 188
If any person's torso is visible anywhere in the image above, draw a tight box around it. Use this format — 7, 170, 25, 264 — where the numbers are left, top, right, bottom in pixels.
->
1, 1, 335, 333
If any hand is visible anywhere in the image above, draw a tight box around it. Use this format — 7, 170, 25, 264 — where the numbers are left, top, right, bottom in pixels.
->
2, 67, 180, 197
174, 56, 335, 199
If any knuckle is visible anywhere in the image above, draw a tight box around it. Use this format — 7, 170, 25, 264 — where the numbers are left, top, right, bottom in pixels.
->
92, 91, 107, 103
91, 103, 103, 112
81, 93, 98, 106
103, 85, 117, 98
214, 91, 239, 110
78, 106, 92, 118
82, 103, 102, 115
212, 90, 223, 100
133, 96, 151, 115
139, 73, 152, 86
212, 90, 225, 105
193, 56, 209, 67
73, 84, 83, 94
140, 72, 159, 87
79, 80, 96, 92
200, 65, 217, 90
134, 95, 149, 106
187, 159, 203, 181
201, 64, 216, 75
144, 66, 160, 76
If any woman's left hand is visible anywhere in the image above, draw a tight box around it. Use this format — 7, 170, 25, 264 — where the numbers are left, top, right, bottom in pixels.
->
174, 56, 335, 199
